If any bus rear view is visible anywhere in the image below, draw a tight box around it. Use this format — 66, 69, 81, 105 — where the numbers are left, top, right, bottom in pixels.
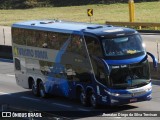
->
11, 20, 157, 108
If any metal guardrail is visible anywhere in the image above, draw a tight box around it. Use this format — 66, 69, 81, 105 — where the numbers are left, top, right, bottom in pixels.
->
106, 21, 160, 30
0, 45, 13, 63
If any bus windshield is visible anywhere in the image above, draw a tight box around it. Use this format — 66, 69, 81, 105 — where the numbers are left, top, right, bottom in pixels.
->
102, 34, 145, 57
109, 60, 150, 89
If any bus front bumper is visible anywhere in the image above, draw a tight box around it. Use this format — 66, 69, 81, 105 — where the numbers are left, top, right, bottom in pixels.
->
109, 91, 152, 106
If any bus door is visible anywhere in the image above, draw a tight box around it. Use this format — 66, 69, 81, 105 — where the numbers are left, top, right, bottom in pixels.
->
14, 57, 28, 88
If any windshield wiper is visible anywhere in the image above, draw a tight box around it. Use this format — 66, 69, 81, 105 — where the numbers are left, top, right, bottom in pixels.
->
132, 82, 149, 87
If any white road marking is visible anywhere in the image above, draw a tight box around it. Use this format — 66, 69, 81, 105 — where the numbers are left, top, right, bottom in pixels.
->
21, 96, 40, 101
52, 103, 72, 108
6, 74, 15, 77
78, 108, 91, 111
0, 92, 11, 95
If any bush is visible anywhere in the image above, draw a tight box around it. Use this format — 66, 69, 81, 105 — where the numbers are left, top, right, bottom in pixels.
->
24, 0, 38, 8
0, 0, 38, 9
48, 0, 160, 7
0, 0, 159, 9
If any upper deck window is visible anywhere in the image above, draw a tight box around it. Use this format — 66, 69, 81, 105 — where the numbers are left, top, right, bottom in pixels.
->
12, 28, 26, 45
102, 34, 145, 57
85, 36, 102, 57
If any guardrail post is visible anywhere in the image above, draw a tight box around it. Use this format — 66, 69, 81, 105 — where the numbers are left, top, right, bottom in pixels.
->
157, 42, 159, 63
129, 0, 135, 22
155, 27, 158, 30
3, 28, 5, 45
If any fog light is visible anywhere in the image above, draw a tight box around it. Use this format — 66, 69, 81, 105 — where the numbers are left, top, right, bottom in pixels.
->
111, 99, 119, 103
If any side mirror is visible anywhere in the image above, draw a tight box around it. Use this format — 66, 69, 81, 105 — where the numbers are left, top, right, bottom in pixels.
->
102, 59, 111, 75
147, 52, 158, 68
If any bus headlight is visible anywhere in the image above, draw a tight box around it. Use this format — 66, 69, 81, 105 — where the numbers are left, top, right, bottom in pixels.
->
104, 90, 120, 96
111, 93, 120, 96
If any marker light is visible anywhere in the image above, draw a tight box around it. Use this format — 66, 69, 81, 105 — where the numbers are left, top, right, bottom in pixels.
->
142, 43, 146, 48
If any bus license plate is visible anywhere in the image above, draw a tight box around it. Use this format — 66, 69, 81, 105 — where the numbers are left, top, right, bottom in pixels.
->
130, 98, 137, 102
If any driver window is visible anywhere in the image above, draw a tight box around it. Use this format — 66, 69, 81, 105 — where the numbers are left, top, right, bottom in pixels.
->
94, 61, 109, 86
85, 36, 102, 57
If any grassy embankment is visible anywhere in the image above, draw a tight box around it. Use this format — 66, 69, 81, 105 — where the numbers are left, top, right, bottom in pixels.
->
0, 1, 160, 26
0, 1, 159, 79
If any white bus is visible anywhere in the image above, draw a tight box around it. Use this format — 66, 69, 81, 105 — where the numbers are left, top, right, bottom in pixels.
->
12, 20, 157, 108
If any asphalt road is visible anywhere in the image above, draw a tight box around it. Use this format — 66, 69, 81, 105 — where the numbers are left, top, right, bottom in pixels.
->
141, 33, 160, 62
0, 62, 159, 120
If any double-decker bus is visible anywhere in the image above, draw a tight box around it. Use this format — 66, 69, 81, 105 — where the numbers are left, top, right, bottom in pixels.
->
11, 20, 157, 108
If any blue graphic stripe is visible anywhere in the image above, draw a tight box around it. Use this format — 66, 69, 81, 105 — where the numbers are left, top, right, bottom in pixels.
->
55, 38, 71, 63
105, 54, 146, 65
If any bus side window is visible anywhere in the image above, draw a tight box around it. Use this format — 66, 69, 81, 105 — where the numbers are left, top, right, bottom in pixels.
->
12, 28, 26, 45
47, 32, 70, 50
85, 36, 102, 57
65, 64, 76, 80
68, 35, 84, 55
47, 32, 59, 49
94, 61, 109, 86
25, 29, 36, 46
74, 67, 92, 83
15, 58, 21, 70
36, 31, 48, 48
58, 33, 70, 49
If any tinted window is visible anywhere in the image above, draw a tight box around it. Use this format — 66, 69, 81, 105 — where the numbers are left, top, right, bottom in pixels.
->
65, 64, 91, 82
65, 64, 76, 80
12, 28, 26, 45
92, 59, 109, 86
74, 66, 91, 83
47, 32, 59, 49
39, 60, 54, 76
15, 58, 21, 70
85, 36, 102, 57
71, 35, 83, 54
66, 34, 84, 55
102, 34, 144, 56
36, 31, 48, 48
47, 32, 70, 50
26, 30, 36, 46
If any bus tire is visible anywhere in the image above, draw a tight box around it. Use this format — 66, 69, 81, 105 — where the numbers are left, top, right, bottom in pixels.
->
31, 80, 38, 96
39, 81, 47, 98
80, 91, 88, 106
90, 92, 98, 108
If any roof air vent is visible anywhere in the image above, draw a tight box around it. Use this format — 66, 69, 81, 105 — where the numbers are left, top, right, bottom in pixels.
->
107, 25, 113, 27
31, 23, 35, 26
87, 26, 103, 29
40, 21, 55, 24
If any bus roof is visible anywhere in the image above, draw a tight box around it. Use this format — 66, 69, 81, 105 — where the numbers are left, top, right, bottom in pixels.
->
12, 20, 137, 36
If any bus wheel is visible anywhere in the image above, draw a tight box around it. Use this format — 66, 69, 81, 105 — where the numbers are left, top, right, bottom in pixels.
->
80, 91, 87, 106
31, 81, 38, 96
39, 81, 47, 98
90, 93, 98, 108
